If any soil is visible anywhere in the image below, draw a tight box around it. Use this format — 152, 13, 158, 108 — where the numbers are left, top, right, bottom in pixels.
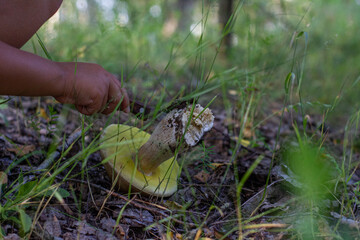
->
1, 97, 359, 239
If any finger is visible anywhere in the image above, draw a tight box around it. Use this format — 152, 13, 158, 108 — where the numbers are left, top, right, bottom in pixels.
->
101, 100, 117, 115
110, 77, 130, 113
113, 76, 122, 89
101, 80, 120, 115
99, 89, 109, 113
104, 78, 130, 114
78, 94, 104, 115
76, 104, 94, 116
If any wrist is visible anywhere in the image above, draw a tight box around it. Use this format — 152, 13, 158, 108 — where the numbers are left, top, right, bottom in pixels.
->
53, 62, 71, 100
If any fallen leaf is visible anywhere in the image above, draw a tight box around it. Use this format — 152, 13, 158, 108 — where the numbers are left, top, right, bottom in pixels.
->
72, 221, 96, 235
160, 232, 174, 240
37, 107, 49, 121
241, 139, 251, 147
96, 230, 118, 240
214, 229, 231, 240
100, 218, 117, 232
243, 121, 254, 139
3, 234, 22, 240
63, 232, 81, 240
7, 144, 36, 157
210, 162, 231, 169
43, 215, 62, 237
163, 200, 183, 210
115, 209, 154, 228
39, 128, 48, 135
194, 170, 210, 183
203, 227, 214, 238
230, 137, 251, 147
100, 217, 129, 239
114, 224, 128, 240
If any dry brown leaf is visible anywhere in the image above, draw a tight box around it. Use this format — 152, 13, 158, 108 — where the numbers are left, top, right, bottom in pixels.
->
116, 208, 154, 228
96, 230, 118, 240
194, 170, 210, 183
100, 217, 129, 239
114, 224, 128, 240
163, 200, 183, 210
43, 215, 62, 237
214, 229, 231, 240
3, 234, 22, 240
209, 162, 231, 169
37, 107, 49, 121
73, 221, 96, 235
7, 144, 36, 157
243, 121, 254, 139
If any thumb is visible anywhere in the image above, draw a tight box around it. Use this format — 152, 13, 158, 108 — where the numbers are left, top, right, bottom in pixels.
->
55, 95, 75, 105
75, 104, 97, 115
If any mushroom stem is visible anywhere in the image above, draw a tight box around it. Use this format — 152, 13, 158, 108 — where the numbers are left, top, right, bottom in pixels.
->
135, 104, 214, 175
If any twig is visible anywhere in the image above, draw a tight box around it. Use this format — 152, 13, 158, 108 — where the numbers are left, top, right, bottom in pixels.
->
65, 178, 196, 228
243, 223, 289, 230
9, 128, 82, 187
36, 128, 82, 171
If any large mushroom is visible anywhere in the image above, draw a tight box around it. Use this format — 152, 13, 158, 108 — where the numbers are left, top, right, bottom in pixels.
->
100, 104, 214, 197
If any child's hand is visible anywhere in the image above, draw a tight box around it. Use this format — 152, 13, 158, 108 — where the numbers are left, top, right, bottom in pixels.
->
55, 62, 130, 115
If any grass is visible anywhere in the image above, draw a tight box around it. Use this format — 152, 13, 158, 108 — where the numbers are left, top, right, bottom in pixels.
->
2, 0, 360, 239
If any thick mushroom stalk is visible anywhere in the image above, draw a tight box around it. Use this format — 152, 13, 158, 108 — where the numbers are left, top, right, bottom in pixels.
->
100, 104, 214, 196
136, 104, 214, 175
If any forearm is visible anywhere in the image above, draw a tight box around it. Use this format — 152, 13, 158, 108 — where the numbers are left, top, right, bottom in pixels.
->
0, 0, 63, 48
0, 41, 64, 97
0, 1, 130, 115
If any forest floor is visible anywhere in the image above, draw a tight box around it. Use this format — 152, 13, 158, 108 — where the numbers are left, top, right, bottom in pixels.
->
1, 97, 360, 239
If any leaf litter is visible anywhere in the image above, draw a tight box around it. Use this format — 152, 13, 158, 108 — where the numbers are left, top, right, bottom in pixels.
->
0, 97, 360, 239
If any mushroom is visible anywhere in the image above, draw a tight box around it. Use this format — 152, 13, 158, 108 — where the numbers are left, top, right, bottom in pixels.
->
100, 104, 214, 197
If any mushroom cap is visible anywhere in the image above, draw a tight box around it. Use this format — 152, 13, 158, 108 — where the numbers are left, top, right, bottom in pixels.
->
181, 104, 214, 147
100, 124, 179, 197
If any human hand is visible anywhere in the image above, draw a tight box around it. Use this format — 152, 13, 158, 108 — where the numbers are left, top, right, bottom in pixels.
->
55, 62, 130, 115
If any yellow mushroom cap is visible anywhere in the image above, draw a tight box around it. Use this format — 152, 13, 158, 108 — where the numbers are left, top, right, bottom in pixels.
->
100, 124, 179, 197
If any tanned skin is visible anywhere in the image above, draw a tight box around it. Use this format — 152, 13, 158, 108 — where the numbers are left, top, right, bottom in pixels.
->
0, 0, 130, 115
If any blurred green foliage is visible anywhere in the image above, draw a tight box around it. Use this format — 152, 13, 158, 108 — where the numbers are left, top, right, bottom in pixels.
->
23, 0, 360, 124
283, 140, 337, 200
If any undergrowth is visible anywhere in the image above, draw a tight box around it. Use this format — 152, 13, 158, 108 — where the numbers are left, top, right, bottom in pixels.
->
1, 0, 360, 239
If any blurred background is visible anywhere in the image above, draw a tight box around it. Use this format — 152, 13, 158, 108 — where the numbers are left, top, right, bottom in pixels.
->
25, 0, 360, 127
2, 1, 359, 238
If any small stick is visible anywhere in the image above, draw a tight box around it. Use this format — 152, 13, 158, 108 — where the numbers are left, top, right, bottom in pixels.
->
66, 178, 196, 227
243, 223, 289, 230
36, 128, 82, 171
